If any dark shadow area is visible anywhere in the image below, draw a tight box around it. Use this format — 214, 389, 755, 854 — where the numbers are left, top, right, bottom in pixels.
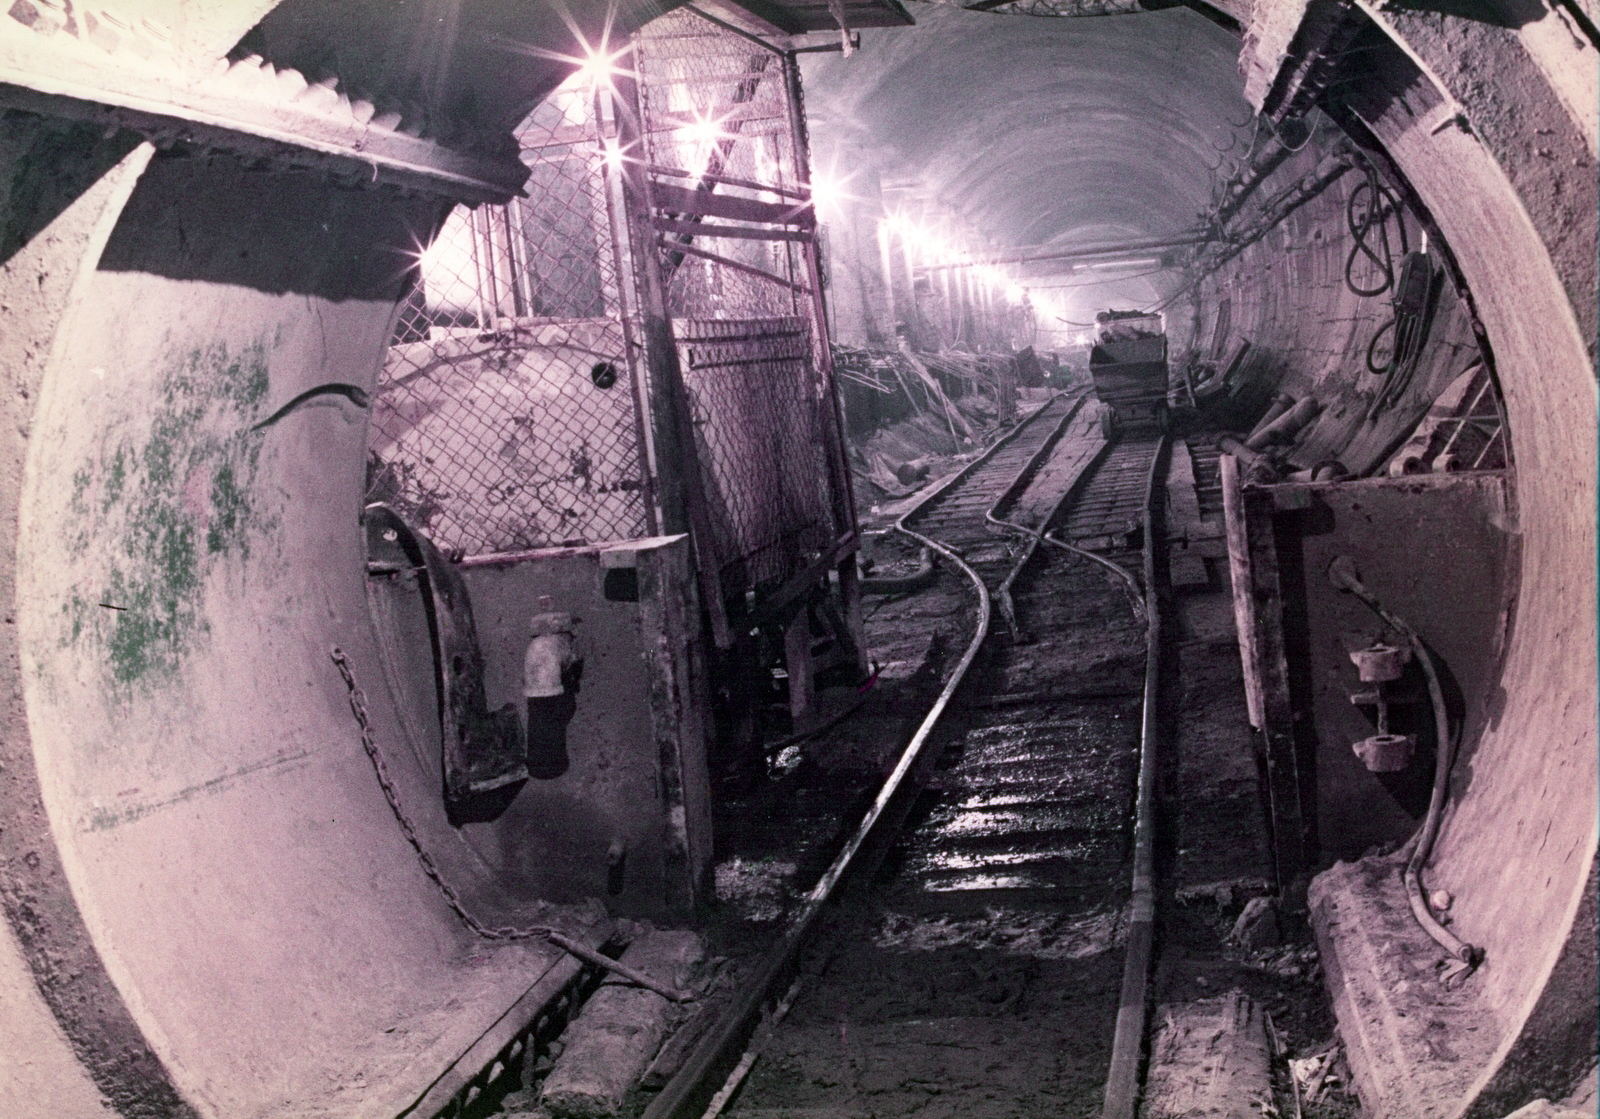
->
98, 148, 445, 301
1380, 0, 1546, 27
0, 111, 141, 266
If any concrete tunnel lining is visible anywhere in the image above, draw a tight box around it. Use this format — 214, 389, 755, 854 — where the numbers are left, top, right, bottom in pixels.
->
13, 155, 606, 1116
0, 1, 1594, 1115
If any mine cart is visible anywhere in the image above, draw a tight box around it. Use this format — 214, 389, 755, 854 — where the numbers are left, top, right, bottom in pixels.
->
1089, 310, 1170, 437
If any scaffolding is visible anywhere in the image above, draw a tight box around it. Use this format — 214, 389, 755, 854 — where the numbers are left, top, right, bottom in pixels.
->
366, 9, 857, 652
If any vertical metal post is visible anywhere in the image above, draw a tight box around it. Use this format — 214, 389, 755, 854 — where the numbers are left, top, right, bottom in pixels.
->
782, 49, 858, 543
595, 80, 660, 536
501, 200, 529, 318
783, 47, 867, 674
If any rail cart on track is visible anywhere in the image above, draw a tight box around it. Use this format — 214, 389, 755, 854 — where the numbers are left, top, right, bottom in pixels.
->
1089, 310, 1169, 437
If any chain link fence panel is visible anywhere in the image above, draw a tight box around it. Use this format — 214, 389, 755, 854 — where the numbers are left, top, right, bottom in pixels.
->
368, 78, 651, 556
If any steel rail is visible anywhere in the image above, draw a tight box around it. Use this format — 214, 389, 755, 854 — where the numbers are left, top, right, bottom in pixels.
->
1101, 434, 1169, 1119
969, 393, 1092, 637
981, 427, 1168, 1118
639, 393, 1072, 1119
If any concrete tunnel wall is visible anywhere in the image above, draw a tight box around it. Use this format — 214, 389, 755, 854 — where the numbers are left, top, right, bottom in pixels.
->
808, 11, 1595, 1104
0, 132, 644, 1115
1192, 25, 1598, 1095
0, 2, 1594, 1116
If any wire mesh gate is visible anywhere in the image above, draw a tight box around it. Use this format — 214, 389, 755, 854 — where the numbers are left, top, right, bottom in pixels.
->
632, 9, 849, 595
366, 8, 855, 644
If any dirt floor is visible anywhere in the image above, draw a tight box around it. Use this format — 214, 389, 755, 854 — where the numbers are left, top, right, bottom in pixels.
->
695, 426, 1356, 1117
479, 411, 1359, 1119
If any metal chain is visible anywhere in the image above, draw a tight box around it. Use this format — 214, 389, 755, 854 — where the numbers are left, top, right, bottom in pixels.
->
330, 646, 696, 1003
330, 646, 554, 942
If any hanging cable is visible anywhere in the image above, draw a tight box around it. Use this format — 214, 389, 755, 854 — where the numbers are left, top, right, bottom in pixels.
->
1345, 164, 1408, 297
1368, 250, 1437, 419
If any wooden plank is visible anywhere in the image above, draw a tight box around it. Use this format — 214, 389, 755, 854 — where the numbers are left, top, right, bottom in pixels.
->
1166, 440, 1205, 533
1227, 464, 1307, 895
836, 557, 869, 677
651, 181, 814, 228
1167, 441, 1211, 588
1221, 454, 1263, 729
1143, 991, 1273, 1119
784, 606, 815, 723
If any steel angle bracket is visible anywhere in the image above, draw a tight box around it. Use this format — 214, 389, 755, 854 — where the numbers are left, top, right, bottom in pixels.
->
365, 504, 527, 805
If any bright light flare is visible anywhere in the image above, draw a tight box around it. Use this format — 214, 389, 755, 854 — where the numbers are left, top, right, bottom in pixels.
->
675, 106, 733, 176
488, 3, 635, 90
574, 41, 631, 86
809, 169, 846, 214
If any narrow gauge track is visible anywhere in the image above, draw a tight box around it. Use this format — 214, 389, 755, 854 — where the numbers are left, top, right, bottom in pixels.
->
645, 393, 1169, 1119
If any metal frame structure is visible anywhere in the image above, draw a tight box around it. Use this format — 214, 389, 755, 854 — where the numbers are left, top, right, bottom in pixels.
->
366, 8, 861, 663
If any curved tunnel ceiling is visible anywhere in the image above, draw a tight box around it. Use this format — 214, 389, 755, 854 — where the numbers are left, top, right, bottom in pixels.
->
801, 5, 1252, 254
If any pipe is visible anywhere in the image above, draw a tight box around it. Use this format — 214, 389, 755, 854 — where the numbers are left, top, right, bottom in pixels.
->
1245, 395, 1321, 451
1216, 433, 1264, 469
1245, 392, 1296, 444
859, 546, 935, 595
1327, 556, 1481, 981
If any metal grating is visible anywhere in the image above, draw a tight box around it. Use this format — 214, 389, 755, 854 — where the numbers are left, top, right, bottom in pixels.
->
366, 8, 848, 600
677, 317, 835, 588
634, 11, 811, 322
368, 78, 651, 556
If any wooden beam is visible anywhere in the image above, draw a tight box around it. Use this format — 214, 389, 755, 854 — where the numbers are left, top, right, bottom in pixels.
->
1222, 454, 1307, 896
717, 0, 810, 35
653, 216, 812, 242
651, 181, 814, 228
784, 607, 815, 723
659, 240, 812, 295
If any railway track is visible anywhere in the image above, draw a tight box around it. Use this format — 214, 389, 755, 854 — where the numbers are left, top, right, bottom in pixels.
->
640, 390, 1173, 1119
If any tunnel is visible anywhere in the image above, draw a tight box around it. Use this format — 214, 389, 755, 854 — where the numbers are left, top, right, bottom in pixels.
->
0, 1, 1593, 1117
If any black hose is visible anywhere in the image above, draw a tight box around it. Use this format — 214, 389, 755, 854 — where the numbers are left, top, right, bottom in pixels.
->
859, 547, 935, 595
1328, 556, 1481, 982
1365, 316, 1396, 376
1345, 167, 1407, 298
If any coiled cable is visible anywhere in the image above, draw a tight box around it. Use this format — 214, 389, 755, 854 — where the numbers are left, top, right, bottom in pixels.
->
1345, 165, 1408, 298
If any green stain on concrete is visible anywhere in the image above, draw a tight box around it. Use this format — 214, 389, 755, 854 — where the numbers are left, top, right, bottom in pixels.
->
63, 339, 281, 684
207, 461, 246, 556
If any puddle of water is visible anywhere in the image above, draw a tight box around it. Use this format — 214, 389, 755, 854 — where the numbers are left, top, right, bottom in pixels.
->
908, 844, 1107, 873
874, 903, 1128, 958
958, 719, 1133, 767
915, 869, 1111, 893
930, 806, 1102, 838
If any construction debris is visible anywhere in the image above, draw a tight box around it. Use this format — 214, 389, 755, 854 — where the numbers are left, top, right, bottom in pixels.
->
538, 930, 707, 1118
